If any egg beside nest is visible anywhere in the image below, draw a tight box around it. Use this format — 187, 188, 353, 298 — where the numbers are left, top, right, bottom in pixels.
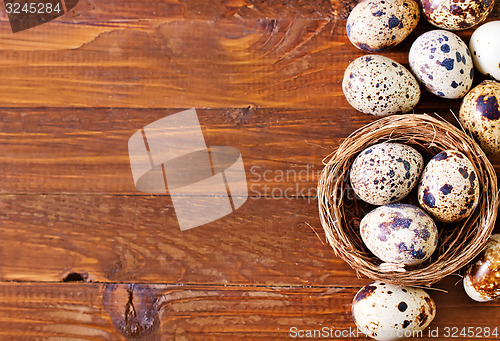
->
459, 80, 500, 155
352, 281, 436, 341
463, 234, 500, 302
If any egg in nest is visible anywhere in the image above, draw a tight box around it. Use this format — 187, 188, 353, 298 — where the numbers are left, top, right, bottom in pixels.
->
418, 150, 479, 223
350, 142, 424, 205
360, 204, 438, 266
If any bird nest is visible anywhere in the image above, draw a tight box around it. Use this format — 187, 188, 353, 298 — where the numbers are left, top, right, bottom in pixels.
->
318, 114, 498, 286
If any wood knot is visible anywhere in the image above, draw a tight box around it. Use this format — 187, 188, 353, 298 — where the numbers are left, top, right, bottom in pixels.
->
223, 105, 256, 126
104, 284, 159, 339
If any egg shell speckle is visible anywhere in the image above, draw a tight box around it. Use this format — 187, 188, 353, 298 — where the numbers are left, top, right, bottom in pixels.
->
347, 0, 420, 52
463, 234, 500, 302
421, 0, 494, 31
343, 55, 421, 116
418, 150, 480, 223
360, 204, 438, 266
470, 21, 500, 81
350, 142, 424, 205
459, 80, 500, 155
409, 30, 474, 99
352, 281, 436, 341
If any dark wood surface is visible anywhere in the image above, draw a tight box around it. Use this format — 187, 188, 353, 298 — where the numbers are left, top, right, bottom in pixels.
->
0, 0, 499, 339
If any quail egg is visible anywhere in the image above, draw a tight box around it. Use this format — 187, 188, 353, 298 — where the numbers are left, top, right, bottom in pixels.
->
350, 143, 424, 205
418, 150, 480, 223
409, 30, 474, 99
463, 234, 500, 302
360, 204, 438, 266
343, 55, 421, 116
469, 21, 500, 81
352, 281, 436, 341
459, 80, 500, 155
420, 0, 494, 31
347, 0, 420, 52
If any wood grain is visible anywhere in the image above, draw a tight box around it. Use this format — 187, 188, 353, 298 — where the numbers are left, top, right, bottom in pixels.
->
0, 0, 499, 338
0, 192, 497, 285
0, 13, 497, 107
0, 279, 498, 340
0, 0, 359, 24
0, 194, 355, 285
2, 108, 500, 195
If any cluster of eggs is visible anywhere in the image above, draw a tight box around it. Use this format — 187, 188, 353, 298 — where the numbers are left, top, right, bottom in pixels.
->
343, 0, 500, 156
341, 0, 500, 338
349, 142, 480, 339
351, 143, 479, 265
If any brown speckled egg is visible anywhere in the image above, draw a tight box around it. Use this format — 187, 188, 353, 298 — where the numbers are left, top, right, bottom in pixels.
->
459, 80, 500, 155
347, 0, 420, 52
409, 30, 474, 99
420, 0, 494, 31
418, 150, 480, 223
352, 281, 436, 341
350, 143, 424, 205
343, 55, 421, 116
360, 204, 438, 266
463, 234, 500, 302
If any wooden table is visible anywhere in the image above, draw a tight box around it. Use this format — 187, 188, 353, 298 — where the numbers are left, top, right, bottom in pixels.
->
0, 1, 498, 339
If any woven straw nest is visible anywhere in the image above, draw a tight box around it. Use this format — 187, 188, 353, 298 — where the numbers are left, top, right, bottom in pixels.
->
318, 114, 498, 286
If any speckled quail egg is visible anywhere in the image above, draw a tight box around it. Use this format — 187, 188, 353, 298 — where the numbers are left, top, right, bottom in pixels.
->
347, 0, 420, 52
343, 55, 421, 116
409, 30, 474, 99
420, 0, 494, 31
418, 150, 480, 223
350, 143, 424, 205
469, 21, 500, 81
352, 281, 436, 341
463, 234, 500, 302
360, 204, 438, 266
459, 80, 500, 155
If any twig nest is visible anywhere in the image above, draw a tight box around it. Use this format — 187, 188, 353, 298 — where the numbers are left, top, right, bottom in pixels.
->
318, 114, 498, 286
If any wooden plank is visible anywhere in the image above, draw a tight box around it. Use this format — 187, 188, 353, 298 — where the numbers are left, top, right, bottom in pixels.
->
0, 194, 358, 285
1, 193, 498, 285
0, 0, 496, 24
0, 13, 497, 107
0, 18, 344, 107
0, 0, 359, 24
0, 279, 498, 340
3, 108, 500, 195
0, 0, 367, 51
0, 108, 367, 194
